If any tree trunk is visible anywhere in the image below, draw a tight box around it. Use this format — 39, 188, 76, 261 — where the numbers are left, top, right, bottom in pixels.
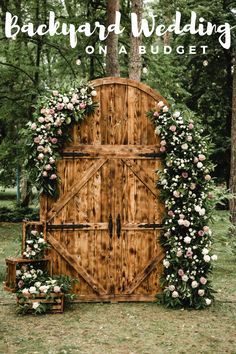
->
106, 0, 120, 77
129, 0, 143, 81
230, 53, 236, 223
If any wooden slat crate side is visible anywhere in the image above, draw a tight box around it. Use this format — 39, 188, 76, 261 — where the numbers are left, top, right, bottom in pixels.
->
16, 293, 65, 313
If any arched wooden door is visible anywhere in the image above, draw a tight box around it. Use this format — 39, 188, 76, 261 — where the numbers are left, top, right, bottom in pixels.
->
40, 78, 166, 302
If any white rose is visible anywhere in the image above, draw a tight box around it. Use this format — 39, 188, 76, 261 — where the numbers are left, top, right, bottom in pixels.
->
168, 285, 175, 291
29, 286, 37, 294
91, 90, 97, 97
34, 282, 41, 288
184, 236, 191, 244
157, 101, 164, 108
32, 302, 40, 310
198, 289, 205, 297
63, 96, 69, 104
16, 270, 21, 276
211, 255, 218, 261
38, 238, 45, 244
182, 275, 189, 282
53, 286, 61, 293
191, 281, 199, 288
178, 219, 185, 226
163, 259, 170, 268
163, 106, 169, 112
202, 248, 209, 255
173, 111, 181, 118
199, 208, 206, 216
80, 88, 87, 95
22, 288, 29, 295
155, 126, 161, 135
172, 291, 179, 298
195, 205, 201, 213
197, 162, 203, 168
31, 123, 37, 130
181, 143, 188, 150
205, 298, 212, 305
203, 254, 211, 262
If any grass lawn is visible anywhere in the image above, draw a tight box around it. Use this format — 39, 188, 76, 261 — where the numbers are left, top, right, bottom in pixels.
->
0, 211, 235, 354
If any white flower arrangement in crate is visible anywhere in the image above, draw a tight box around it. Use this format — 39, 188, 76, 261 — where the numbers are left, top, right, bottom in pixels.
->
23, 229, 49, 259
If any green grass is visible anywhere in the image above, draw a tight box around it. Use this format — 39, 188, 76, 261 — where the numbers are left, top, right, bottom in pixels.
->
0, 211, 236, 354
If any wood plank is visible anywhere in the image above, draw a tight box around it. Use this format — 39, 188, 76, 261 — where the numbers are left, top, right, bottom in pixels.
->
124, 250, 165, 295
122, 159, 157, 197
63, 145, 160, 155
74, 294, 158, 302
47, 232, 106, 294
47, 158, 107, 221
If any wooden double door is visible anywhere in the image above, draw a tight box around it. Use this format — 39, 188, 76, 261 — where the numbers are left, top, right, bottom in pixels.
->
41, 78, 165, 301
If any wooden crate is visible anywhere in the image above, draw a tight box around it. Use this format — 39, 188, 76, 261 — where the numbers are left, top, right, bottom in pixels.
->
22, 221, 46, 257
16, 293, 64, 314
4, 257, 52, 293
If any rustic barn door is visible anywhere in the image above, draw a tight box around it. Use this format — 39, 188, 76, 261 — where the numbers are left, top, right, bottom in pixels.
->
40, 78, 166, 302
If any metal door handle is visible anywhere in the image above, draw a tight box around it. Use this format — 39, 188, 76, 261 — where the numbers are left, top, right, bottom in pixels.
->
108, 214, 113, 239
116, 214, 121, 239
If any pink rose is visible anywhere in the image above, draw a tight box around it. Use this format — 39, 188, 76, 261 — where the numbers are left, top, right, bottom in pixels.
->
160, 140, 166, 146
79, 102, 87, 109
186, 250, 193, 258
198, 154, 206, 161
179, 214, 185, 219
57, 129, 62, 135
168, 210, 174, 217
170, 125, 176, 132
182, 172, 188, 178
34, 137, 41, 144
57, 103, 64, 111
173, 190, 180, 198
153, 111, 159, 117
67, 103, 74, 110
43, 171, 48, 177
50, 174, 57, 180
49, 108, 55, 115
178, 269, 184, 276
38, 153, 44, 160
198, 230, 205, 237
188, 123, 194, 129
200, 277, 207, 285
194, 157, 199, 163
50, 137, 58, 144
53, 286, 61, 293
31, 123, 37, 130
157, 101, 164, 108
160, 146, 166, 153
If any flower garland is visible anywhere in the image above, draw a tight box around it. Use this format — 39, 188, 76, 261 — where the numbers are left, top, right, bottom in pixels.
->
25, 82, 98, 198
147, 102, 217, 309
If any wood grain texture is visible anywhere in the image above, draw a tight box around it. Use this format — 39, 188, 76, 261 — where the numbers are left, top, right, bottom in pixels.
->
41, 78, 166, 301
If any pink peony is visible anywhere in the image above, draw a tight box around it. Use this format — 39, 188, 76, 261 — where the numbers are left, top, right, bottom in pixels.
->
178, 269, 184, 276
160, 146, 166, 153
49, 108, 55, 115
57, 103, 64, 111
188, 123, 194, 129
186, 250, 193, 258
170, 125, 177, 132
182, 172, 188, 178
79, 102, 87, 109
